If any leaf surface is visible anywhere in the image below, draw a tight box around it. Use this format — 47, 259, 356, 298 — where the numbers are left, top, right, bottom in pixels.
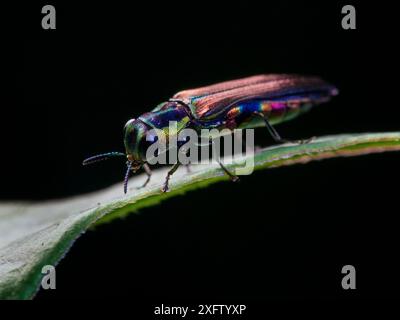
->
1, 132, 399, 299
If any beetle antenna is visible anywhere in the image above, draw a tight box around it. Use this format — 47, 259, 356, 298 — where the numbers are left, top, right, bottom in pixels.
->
82, 152, 125, 166
124, 161, 133, 194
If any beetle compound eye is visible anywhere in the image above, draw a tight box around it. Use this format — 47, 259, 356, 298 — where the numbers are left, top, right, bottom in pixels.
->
124, 120, 138, 145
123, 119, 136, 133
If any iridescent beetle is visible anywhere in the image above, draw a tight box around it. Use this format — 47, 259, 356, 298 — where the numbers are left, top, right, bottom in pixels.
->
83, 74, 338, 193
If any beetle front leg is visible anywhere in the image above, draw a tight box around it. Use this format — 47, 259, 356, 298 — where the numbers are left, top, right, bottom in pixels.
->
137, 163, 152, 189
162, 162, 181, 192
254, 112, 314, 144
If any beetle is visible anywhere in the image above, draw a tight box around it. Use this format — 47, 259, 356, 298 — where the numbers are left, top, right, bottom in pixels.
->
83, 74, 338, 193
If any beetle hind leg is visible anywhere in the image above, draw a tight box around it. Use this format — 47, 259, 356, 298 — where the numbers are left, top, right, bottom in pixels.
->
254, 111, 314, 145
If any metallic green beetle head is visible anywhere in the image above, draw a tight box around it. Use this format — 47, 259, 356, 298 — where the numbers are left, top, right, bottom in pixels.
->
123, 118, 153, 166
82, 117, 154, 194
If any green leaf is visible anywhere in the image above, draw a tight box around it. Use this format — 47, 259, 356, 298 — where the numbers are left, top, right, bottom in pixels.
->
1, 132, 400, 299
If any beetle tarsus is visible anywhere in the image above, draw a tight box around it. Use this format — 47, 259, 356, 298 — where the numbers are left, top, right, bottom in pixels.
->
162, 162, 181, 192
161, 183, 169, 193
162, 175, 171, 193
279, 136, 316, 145
300, 136, 316, 144
218, 161, 240, 182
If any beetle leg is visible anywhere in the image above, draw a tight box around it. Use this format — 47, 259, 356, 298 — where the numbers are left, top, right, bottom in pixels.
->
254, 111, 283, 142
254, 112, 314, 144
162, 162, 181, 192
137, 163, 152, 189
178, 144, 193, 174
218, 161, 240, 182
207, 138, 240, 182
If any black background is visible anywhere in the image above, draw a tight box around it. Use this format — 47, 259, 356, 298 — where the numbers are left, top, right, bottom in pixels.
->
2, 1, 399, 303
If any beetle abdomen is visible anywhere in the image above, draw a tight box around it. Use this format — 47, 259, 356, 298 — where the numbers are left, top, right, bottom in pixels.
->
223, 91, 334, 129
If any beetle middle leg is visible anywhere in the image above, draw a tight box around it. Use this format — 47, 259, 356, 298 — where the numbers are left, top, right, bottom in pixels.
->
208, 138, 240, 182
254, 112, 315, 144
218, 161, 240, 182
162, 162, 181, 192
